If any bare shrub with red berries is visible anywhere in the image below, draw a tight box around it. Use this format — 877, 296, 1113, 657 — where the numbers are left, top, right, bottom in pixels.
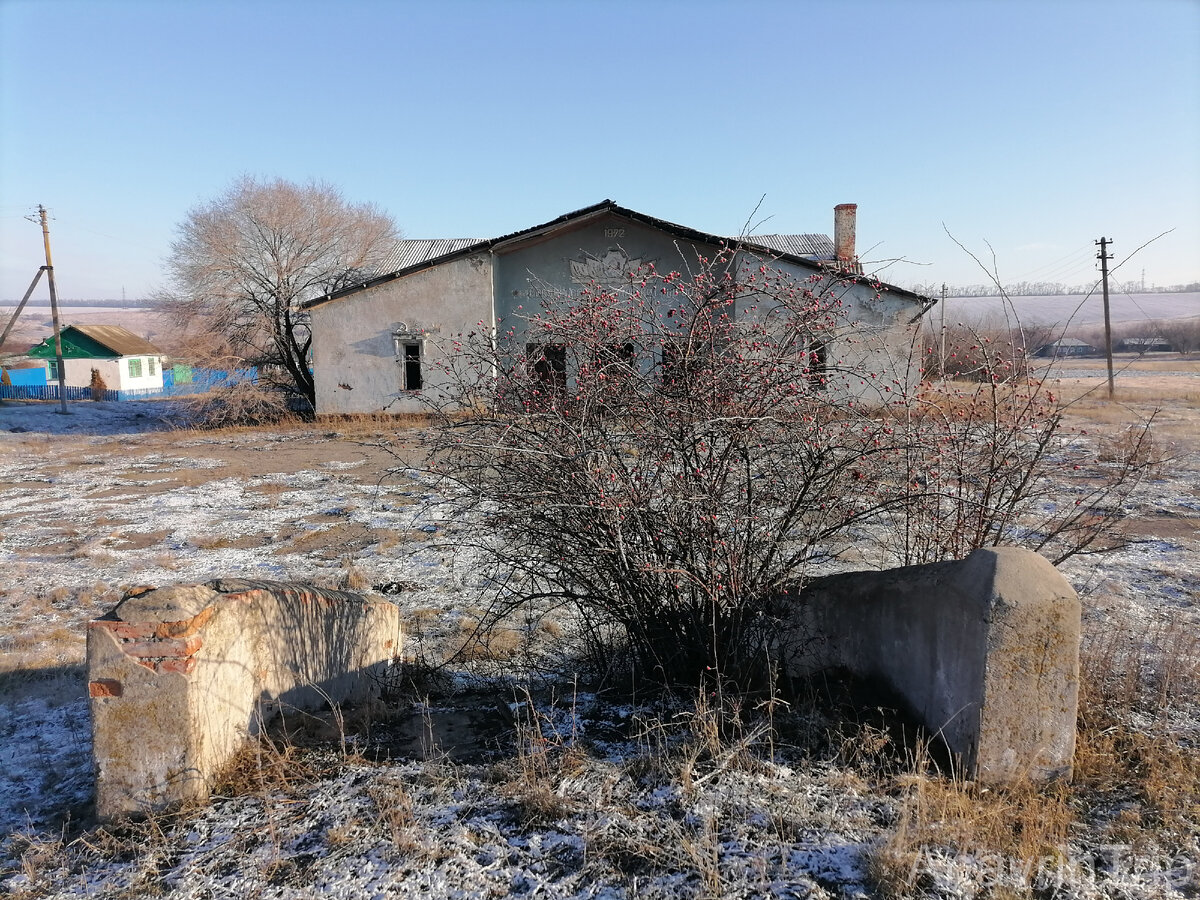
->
422, 250, 1155, 694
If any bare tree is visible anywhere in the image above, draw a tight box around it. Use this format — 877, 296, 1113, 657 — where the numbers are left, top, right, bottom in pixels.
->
1156, 317, 1200, 355
163, 177, 398, 408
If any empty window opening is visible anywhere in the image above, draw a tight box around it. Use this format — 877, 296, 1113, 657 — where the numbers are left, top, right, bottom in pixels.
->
659, 340, 691, 393
609, 342, 636, 365
808, 342, 828, 390
527, 343, 567, 392
596, 342, 636, 374
402, 342, 423, 391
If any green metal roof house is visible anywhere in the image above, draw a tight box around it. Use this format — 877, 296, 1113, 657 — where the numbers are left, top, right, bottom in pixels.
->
28, 324, 167, 392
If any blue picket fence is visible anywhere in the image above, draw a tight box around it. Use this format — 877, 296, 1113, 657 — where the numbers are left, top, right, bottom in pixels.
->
0, 384, 111, 402
0, 366, 259, 403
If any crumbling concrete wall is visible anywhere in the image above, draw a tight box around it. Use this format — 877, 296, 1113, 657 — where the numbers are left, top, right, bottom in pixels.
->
781, 547, 1080, 783
87, 579, 401, 821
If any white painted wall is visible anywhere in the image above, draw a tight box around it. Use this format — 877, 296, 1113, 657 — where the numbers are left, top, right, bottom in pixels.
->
117, 355, 166, 392
48, 356, 166, 391
310, 253, 493, 415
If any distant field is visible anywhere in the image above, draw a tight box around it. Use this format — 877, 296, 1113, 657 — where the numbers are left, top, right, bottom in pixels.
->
939, 291, 1199, 326
1, 304, 172, 351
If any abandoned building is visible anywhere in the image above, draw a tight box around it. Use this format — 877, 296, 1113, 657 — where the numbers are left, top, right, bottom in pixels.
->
304, 201, 932, 416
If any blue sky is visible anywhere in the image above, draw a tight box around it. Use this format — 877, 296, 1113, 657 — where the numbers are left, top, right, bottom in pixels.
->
2, 0, 1197, 300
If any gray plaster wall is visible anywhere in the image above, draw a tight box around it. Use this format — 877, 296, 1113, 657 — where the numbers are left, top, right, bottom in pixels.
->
494, 212, 920, 402
730, 254, 923, 402
493, 212, 725, 322
781, 547, 1080, 783
309, 252, 492, 415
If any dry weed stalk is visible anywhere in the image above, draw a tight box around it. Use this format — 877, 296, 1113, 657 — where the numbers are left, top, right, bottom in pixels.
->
212, 735, 322, 799
870, 609, 1200, 896
872, 769, 1072, 892
337, 556, 371, 591
366, 776, 422, 855
1073, 613, 1200, 848
501, 687, 588, 826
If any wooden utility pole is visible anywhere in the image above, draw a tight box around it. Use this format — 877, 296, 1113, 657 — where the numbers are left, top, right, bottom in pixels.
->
38, 205, 70, 414
939, 283, 947, 381
1096, 237, 1115, 399
0, 267, 46, 351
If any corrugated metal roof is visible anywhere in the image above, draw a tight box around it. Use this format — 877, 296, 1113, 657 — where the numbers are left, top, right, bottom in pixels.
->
375, 239, 485, 276
743, 233, 834, 259
70, 325, 165, 357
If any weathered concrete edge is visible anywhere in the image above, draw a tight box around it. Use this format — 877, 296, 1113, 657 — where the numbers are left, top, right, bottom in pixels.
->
779, 546, 1081, 784
87, 580, 402, 820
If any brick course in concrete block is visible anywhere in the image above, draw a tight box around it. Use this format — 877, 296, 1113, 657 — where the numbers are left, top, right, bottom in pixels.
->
88, 580, 401, 820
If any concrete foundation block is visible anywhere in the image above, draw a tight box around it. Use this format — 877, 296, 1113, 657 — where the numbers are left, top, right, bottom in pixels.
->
782, 547, 1080, 783
87, 579, 401, 821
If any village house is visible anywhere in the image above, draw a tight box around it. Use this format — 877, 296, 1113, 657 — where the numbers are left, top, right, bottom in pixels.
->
27, 324, 168, 394
1035, 337, 1096, 359
304, 201, 932, 416
1117, 336, 1173, 354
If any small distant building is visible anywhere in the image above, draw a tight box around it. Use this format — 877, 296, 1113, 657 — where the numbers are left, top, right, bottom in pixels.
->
27, 325, 167, 392
1117, 336, 1172, 354
1035, 338, 1095, 358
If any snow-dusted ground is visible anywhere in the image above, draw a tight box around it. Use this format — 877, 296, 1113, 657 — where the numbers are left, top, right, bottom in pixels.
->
0, 397, 1196, 898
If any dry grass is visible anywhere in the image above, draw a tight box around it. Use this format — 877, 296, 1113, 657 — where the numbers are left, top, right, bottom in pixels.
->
148, 551, 180, 571
449, 617, 527, 663
0, 582, 119, 687
367, 776, 426, 855
1042, 357, 1200, 376
1060, 382, 1200, 416
497, 693, 589, 827
338, 557, 371, 591
316, 411, 434, 433
211, 729, 343, 800
1047, 364, 1200, 441
868, 609, 1200, 897
869, 769, 1074, 897
188, 533, 272, 551
247, 481, 293, 496
164, 410, 430, 442
1074, 613, 1200, 848
278, 522, 383, 558
172, 382, 302, 430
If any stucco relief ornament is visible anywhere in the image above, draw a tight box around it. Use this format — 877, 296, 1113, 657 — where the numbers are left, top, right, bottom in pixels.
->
570, 249, 651, 288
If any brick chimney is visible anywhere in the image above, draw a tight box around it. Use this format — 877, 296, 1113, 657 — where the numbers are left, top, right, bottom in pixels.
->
834, 203, 857, 263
